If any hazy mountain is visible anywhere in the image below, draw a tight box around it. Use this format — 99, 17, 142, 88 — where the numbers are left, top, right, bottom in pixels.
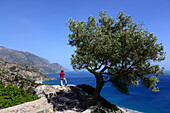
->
0, 46, 66, 74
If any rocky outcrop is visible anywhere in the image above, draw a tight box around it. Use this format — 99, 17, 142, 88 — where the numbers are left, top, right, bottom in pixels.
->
35, 85, 92, 112
34, 85, 124, 113
0, 46, 66, 74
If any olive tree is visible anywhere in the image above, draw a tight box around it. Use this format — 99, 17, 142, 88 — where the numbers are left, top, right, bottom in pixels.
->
66, 11, 166, 105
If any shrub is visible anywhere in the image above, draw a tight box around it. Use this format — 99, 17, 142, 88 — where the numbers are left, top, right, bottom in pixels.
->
0, 83, 40, 109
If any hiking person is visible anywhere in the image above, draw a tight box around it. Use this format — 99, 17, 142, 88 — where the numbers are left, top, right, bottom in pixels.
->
60, 70, 67, 86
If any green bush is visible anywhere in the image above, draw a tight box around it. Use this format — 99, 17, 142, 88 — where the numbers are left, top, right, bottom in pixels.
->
77, 84, 119, 111
0, 82, 40, 109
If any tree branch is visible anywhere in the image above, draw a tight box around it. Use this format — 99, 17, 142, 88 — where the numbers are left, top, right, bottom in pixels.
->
85, 66, 95, 74
94, 63, 103, 71
100, 62, 114, 73
100, 65, 108, 72
126, 56, 143, 72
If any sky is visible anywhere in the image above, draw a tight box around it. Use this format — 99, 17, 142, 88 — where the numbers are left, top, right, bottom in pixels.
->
0, 0, 170, 70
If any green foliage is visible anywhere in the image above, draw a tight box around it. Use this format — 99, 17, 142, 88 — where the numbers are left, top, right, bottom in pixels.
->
77, 84, 119, 111
0, 82, 40, 109
67, 11, 166, 94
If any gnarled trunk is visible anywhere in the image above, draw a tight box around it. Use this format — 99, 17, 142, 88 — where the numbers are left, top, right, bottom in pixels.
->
91, 74, 104, 105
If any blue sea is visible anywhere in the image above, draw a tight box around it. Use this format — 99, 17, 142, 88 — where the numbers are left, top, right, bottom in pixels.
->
43, 71, 170, 113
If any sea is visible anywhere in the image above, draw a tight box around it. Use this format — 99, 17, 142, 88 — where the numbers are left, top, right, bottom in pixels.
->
43, 71, 170, 113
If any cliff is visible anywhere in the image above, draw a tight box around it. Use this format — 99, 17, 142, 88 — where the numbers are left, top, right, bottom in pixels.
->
0, 46, 66, 74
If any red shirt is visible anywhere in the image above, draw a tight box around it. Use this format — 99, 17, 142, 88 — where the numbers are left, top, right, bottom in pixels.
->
60, 72, 65, 78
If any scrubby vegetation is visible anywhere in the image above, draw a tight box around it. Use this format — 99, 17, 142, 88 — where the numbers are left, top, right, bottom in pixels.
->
77, 84, 119, 111
0, 82, 40, 109
0, 68, 41, 94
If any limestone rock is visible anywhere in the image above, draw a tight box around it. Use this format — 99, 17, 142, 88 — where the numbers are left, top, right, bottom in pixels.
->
35, 85, 92, 112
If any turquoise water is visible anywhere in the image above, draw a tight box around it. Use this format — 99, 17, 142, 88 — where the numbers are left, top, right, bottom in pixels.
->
43, 71, 170, 113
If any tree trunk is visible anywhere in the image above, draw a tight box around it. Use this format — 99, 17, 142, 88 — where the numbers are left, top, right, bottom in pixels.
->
91, 74, 104, 105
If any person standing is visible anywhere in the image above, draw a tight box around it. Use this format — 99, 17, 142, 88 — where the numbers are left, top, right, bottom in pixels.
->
60, 70, 67, 86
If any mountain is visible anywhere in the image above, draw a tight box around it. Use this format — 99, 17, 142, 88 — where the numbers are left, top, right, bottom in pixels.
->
0, 46, 66, 74
0, 59, 54, 91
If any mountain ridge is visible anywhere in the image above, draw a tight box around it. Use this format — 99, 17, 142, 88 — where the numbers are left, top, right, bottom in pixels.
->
0, 46, 67, 74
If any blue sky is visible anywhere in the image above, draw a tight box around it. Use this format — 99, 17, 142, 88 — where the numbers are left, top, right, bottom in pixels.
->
0, 0, 170, 70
